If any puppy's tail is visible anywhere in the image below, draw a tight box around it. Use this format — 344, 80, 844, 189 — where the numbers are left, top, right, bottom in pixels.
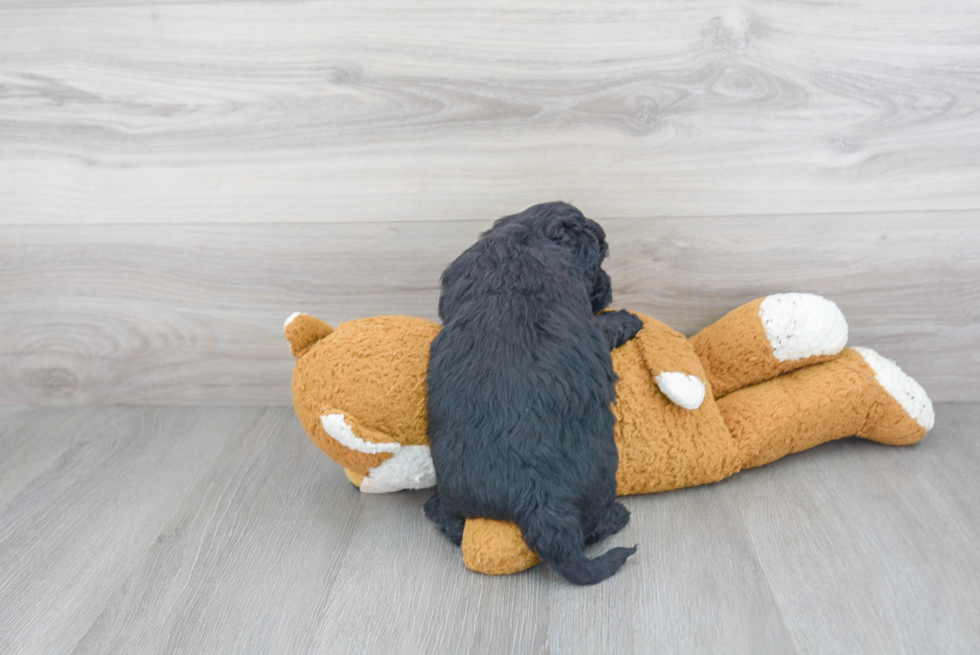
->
517, 509, 636, 586
284, 312, 334, 358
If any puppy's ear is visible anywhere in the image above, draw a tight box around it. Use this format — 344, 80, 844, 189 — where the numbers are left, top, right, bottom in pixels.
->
544, 215, 608, 270
438, 247, 486, 321
591, 268, 613, 313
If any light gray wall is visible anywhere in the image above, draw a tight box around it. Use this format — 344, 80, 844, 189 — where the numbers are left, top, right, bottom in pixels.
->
2, 1, 977, 404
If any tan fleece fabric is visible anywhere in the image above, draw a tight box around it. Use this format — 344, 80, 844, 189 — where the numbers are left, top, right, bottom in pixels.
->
457, 346, 928, 576
285, 314, 335, 359
458, 314, 743, 575
344, 468, 366, 487
719, 348, 928, 470
690, 298, 837, 398
613, 314, 738, 495
291, 315, 439, 474
286, 306, 932, 577
462, 518, 541, 575
632, 314, 707, 379
305, 408, 393, 476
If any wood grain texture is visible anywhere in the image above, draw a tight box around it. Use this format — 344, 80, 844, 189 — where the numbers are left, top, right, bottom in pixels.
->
2, 213, 977, 405
0, 404, 977, 654
730, 406, 980, 654
1, 1, 978, 224
0, 406, 267, 655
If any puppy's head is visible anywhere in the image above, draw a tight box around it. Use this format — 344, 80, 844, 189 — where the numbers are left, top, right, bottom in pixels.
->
540, 204, 612, 313
485, 202, 614, 312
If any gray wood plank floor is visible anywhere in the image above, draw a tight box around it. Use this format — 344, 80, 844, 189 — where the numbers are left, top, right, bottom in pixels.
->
1, 404, 977, 654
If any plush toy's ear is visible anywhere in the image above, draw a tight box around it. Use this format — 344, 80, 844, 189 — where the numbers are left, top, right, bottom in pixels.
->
284, 312, 334, 358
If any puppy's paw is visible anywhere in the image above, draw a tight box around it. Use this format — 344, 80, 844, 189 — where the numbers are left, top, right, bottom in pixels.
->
585, 502, 631, 545
597, 310, 644, 349
655, 371, 706, 410
424, 493, 465, 546
617, 311, 644, 343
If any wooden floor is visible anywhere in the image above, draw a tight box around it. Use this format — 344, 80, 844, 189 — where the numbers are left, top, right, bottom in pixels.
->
1, 403, 977, 654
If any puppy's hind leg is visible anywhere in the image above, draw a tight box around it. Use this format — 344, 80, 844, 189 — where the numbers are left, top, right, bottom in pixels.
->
424, 493, 465, 546
584, 501, 631, 546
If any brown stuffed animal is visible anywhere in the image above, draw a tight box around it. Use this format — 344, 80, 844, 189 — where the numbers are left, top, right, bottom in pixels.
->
285, 294, 934, 576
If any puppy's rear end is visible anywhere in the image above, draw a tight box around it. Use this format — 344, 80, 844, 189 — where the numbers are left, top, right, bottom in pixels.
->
426, 202, 639, 585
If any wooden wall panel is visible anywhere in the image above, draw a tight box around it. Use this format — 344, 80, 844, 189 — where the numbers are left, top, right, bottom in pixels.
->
1, 1, 978, 225
1, 0, 977, 404
2, 213, 976, 405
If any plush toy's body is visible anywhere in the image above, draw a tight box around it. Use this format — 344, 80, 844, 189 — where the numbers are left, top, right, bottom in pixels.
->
286, 294, 934, 576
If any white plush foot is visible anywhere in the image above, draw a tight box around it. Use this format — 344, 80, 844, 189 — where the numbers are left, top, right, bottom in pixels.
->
655, 372, 706, 410
854, 348, 935, 431
320, 413, 436, 493
759, 293, 848, 362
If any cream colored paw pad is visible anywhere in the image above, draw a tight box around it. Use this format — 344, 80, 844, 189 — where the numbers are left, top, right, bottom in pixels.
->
655, 372, 706, 410
760, 293, 848, 362
854, 347, 935, 431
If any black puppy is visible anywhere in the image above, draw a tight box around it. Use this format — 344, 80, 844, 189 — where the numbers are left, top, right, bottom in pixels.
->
424, 201, 644, 585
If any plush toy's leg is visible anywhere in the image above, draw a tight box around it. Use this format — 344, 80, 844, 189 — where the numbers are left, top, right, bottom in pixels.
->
718, 348, 934, 470
690, 293, 848, 398
461, 518, 541, 575
457, 501, 632, 576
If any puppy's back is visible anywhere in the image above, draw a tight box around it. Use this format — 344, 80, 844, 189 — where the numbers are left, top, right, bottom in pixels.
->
427, 207, 631, 584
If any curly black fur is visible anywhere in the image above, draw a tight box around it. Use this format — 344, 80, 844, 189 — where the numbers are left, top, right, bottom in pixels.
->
425, 201, 643, 585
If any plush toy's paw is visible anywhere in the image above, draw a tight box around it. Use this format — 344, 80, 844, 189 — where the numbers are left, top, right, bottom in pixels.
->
760, 293, 848, 362
854, 347, 935, 438
655, 371, 706, 410
320, 413, 436, 493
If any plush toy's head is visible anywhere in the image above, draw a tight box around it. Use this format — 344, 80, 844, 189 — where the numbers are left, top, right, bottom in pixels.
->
286, 313, 439, 493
